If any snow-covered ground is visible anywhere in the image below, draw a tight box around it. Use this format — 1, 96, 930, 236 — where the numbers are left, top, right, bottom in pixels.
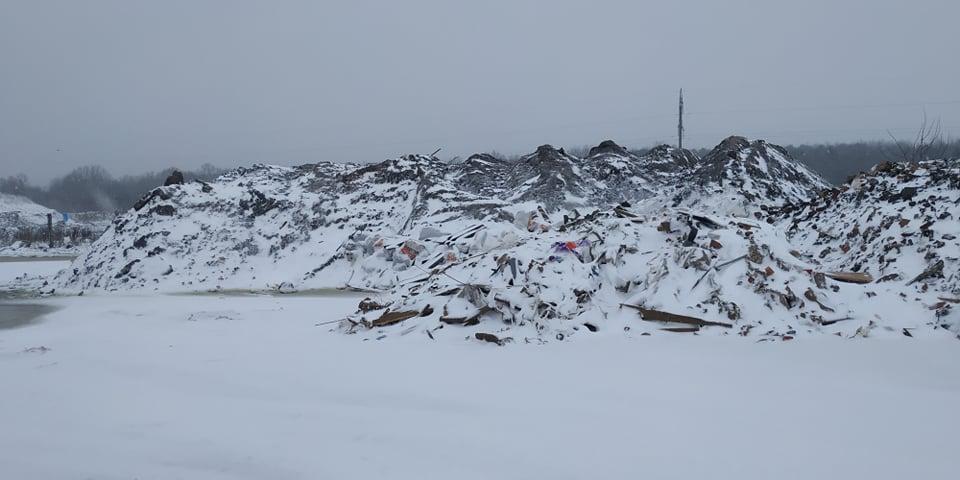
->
1, 261, 958, 479
0, 258, 73, 280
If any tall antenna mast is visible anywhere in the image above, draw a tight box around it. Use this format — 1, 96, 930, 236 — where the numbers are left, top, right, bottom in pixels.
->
678, 88, 684, 150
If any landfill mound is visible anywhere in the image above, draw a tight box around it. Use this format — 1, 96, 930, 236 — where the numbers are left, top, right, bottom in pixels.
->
50, 136, 960, 342
0, 193, 58, 241
0, 193, 108, 254
780, 158, 960, 293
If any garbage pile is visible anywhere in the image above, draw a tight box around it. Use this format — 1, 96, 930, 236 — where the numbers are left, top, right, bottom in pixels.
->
780, 158, 959, 294
49, 136, 960, 342
0, 193, 109, 254
342, 202, 956, 343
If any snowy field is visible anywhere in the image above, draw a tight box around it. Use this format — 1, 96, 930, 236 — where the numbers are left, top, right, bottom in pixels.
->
1, 261, 959, 479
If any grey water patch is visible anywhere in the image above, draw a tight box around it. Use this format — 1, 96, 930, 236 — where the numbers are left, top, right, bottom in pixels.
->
168, 288, 372, 298
0, 256, 77, 263
0, 288, 42, 301
0, 304, 58, 330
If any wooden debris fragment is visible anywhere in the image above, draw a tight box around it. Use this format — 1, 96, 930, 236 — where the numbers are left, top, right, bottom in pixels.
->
613, 205, 638, 218
906, 259, 944, 285
818, 316, 854, 326
661, 327, 700, 333
439, 306, 496, 326
623, 306, 733, 328
693, 253, 749, 289
358, 297, 386, 312
803, 288, 835, 312
715, 254, 747, 269
824, 271, 873, 284
877, 273, 900, 282
691, 214, 723, 229
475, 332, 511, 345
440, 315, 480, 326
370, 310, 419, 327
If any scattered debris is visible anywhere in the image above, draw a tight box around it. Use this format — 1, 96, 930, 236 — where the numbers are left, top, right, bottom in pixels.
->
21, 346, 52, 354
907, 260, 944, 286
164, 170, 185, 186
475, 332, 510, 346
662, 327, 700, 333
370, 310, 419, 328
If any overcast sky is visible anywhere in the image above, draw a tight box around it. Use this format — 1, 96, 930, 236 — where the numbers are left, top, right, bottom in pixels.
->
2, 0, 958, 183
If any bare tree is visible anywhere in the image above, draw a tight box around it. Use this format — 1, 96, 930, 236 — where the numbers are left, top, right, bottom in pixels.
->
886, 112, 946, 163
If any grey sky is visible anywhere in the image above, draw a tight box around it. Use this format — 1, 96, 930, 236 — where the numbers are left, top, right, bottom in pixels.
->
2, 0, 958, 183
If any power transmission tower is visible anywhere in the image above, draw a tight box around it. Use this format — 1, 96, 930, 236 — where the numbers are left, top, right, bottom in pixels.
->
678, 88, 684, 150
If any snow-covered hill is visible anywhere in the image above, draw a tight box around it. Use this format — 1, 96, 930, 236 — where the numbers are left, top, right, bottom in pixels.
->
0, 193, 111, 256
0, 193, 57, 229
781, 158, 960, 293
49, 137, 959, 342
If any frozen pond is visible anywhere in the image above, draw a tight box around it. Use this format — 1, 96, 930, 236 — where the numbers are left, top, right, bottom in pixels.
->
0, 256, 77, 263
0, 259, 68, 329
0, 303, 58, 330
170, 287, 380, 298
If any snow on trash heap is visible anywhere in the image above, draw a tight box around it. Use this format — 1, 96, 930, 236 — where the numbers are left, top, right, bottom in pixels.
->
50, 137, 960, 343
341, 201, 957, 344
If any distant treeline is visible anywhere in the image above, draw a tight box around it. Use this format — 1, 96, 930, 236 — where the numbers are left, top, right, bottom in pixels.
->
0, 164, 228, 213
779, 140, 960, 184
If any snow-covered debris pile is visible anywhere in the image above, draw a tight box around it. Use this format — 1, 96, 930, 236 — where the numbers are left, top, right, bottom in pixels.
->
49, 137, 960, 342
343, 203, 956, 343
58, 162, 357, 291
0, 193, 58, 241
0, 193, 108, 255
670, 136, 829, 216
779, 158, 960, 294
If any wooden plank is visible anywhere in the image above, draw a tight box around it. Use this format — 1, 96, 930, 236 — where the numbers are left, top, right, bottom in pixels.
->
824, 271, 874, 284
370, 310, 419, 328
634, 307, 733, 328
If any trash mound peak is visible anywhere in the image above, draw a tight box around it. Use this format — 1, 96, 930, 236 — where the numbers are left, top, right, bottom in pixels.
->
671, 136, 829, 215
588, 140, 630, 158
